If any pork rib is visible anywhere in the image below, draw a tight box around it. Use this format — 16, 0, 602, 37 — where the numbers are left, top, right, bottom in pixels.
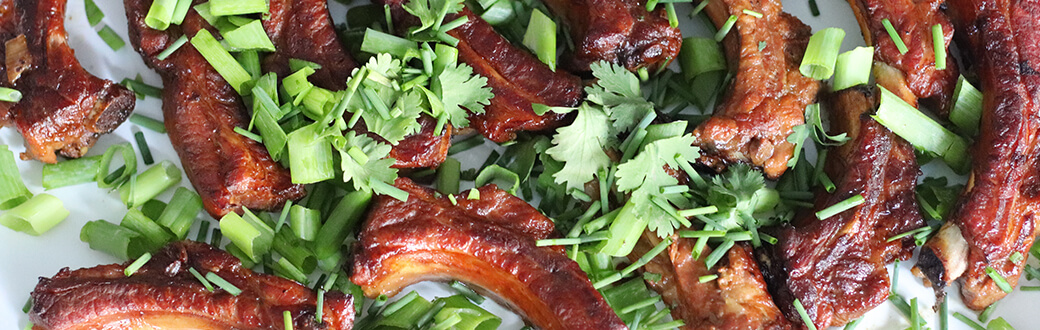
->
758, 87, 925, 328
0, 0, 135, 163
540, 0, 682, 72
352, 178, 626, 330
30, 241, 354, 330
690, 0, 819, 179
914, 0, 1040, 310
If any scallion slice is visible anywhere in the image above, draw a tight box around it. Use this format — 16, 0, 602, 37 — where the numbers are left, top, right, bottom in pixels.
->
286, 124, 334, 184
223, 19, 275, 52
219, 208, 275, 262
361, 29, 420, 60
42, 155, 102, 190
314, 190, 372, 259
873, 86, 970, 172
121, 77, 163, 99
0, 87, 21, 103
679, 37, 726, 81
156, 187, 202, 239
205, 272, 242, 295
698, 274, 718, 283
190, 29, 252, 93
208, 0, 268, 16
289, 205, 321, 241
0, 145, 30, 210
144, 0, 178, 30
799, 27, 845, 80
949, 75, 983, 136
124, 252, 152, 276
714, 15, 738, 42
156, 35, 188, 61
130, 114, 166, 133
80, 220, 149, 260
436, 157, 461, 195
984, 266, 1013, 293
85, 0, 104, 26
0, 194, 69, 236
119, 161, 182, 208
932, 24, 947, 70
793, 299, 818, 330
816, 194, 865, 220
882, 18, 908, 54
97, 25, 126, 51
522, 9, 557, 71
832, 46, 874, 91
952, 312, 986, 330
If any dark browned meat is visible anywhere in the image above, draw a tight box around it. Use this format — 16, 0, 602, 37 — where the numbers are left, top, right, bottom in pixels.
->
691, 0, 819, 179
381, 1, 584, 142
758, 87, 925, 328
634, 232, 791, 330
30, 241, 354, 330
0, 0, 134, 163
914, 0, 1040, 310
124, 0, 305, 217
540, 0, 682, 72
845, 0, 958, 111
352, 178, 626, 330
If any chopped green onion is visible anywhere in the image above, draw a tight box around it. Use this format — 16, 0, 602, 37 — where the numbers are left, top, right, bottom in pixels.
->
596, 237, 672, 288
361, 29, 420, 60
475, 165, 520, 195
205, 272, 242, 295
450, 281, 485, 304
436, 158, 461, 195
793, 299, 818, 330
286, 124, 334, 184
210, 227, 222, 246
195, 221, 210, 242
121, 77, 163, 99
536, 232, 608, 246
0, 194, 69, 236
984, 266, 1013, 293
704, 239, 734, 269
949, 75, 983, 136
219, 208, 275, 262
130, 114, 166, 133
691, 0, 709, 17
939, 295, 948, 330
987, 317, 1014, 330
208, 0, 268, 16
223, 19, 275, 52
910, 297, 921, 330
145, 0, 178, 30
845, 318, 862, 330
679, 37, 726, 81
833, 46, 874, 91
134, 131, 154, 165
808, 0, 820, 16
120, 208, 173, 251
979, 303, 996, 323
815, 194, 864, 220
665, 3, 679, 27
0, 145, 30, 210
119, 161, 182, 208
97, 25, 126, 51
124, 252, 152, 276
467, 188, 480, 200
620, 296, 661, 314
678, 206, 717, 218
952, 312, 986, 330
799, 28, 845, 80
156, 187, 202, 239
0, 87, 21, 103
887, 226, 931, 242
1021, 286, 1040, 291
742, 9, 763, 18
714, 15, 738, 42
170, 0, 192, 25
699, 274, 718, 282
85, 0, 104, 26
874, 86, 970, 172
932, 24, 947, 70
315, 290, 325, 323
522, 9, 557, 71
289, 205, 321, 241
188, 267, 213, 291
80, 220, 149, 260
480, 0, 515, 25
882, 18, 908, 54
156, 35, 188, 61
272, 256, 309, 283
190, 29, 251, 93
447, 135, 485, 154
42, 155, 101, 190
234, 127, 263, 143
314, 190, 372, 259
1010, 251, 1023, 263
432, 295, 501, 330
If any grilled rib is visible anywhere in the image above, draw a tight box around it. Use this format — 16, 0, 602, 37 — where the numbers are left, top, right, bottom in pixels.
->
758, 87, 925, 328
845, 0, 959, 111
352, 178, 626, 330
125, 0, 306, 218
29, 241, 354, 330
690, 0, 819, 179
0, 0, 135, 163
540, 0, 682, 72
914, 0, 1040, 310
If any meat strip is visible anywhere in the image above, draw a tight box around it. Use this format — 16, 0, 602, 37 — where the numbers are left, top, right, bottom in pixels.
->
30, 241, 354, 330
540, 0, 682, 72
352, 178, 626, 330
691, 0, 819, 179
914, 0, 1040, 310
124, 0, 305, 217
845, 0, 958, 111
0, 0, 134, 163
758, 87, 925, 328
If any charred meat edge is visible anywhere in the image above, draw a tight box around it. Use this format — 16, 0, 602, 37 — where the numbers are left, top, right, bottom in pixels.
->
758, 87, 925, 328
914, 0, 1040, 310
30, 241, 354, 330
540, 0, 683, 72
690, 0, 820, 180
352, 178, 626, 330
0, 0, 134, 163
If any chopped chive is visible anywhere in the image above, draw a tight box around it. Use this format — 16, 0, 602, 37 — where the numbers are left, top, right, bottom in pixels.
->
665, 3, 679, 27
124, 252, 152, 276
620, 296, 661, 314
984, 266, 1013, 293
436, 158, 461, 195
698, 274, 718, 283
808, 0, 820, 16
97, 25, 126, 51
234, 127, 263, 142
536, 232, 608, 246
195, 221, 210, 242
85, 0, 104, 26
134, 131, 154, 165
0, 194, 69, 236
932, 24, 947, 70
130, 114, 167, 133
447, 194, 458, 205
22, 297, 31, 313
1021, 286, 1040, 291
678, 230, 726, 238
0, 87, 21, 103
121, 78, 163, 99
874, 86, 970, 172
450, 281, 486, 304
189, 267, 214, 291
209, 0, 268, 16
815, 194, 865, 220
794, 299, 817, 330
190, 29, 251, 93
845, 318, 861, 330
314, 289, 325, 323
42, 155, 102, 190
704, 239, 734, 268
979, 303, 996, 323
156, 35, 188, 60
910, 297, 921, 330
119, 161, 182, 208
799, 28, 845, 80
691, 0, 709, 16
598, 237, 672, 288
205, 272, 242, 295
949, 75, 983, 136
833, 46, 874, 91
742, 9, 763, 18
210, 227, 222, 246
571, 188, 592, 202
678, 206, 717, 218
156, 187, 202, 240
145, 0, 178, 30
887, 226, 931, 242
939, 295, 948, 330
467, 189, 480, 200
448, 135, 485, 155
714, 15, 738, 42
882, 18, 908, 54
1010, 251, 1023, 263
284, 310, 294, 330
223, 19, 275, 52
952, 312, 986, 330
272, 257, 309, 283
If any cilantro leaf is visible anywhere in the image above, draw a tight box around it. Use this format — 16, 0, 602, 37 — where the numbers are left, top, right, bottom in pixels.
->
433, 62, 493, 128
361, 89, 424, 144
786, 124, 811, 167
402, 0, 465, 34
586, 62, 654, 133
334, 131, 398, 192
546, 104, 614, 191
615, 134, 699, 193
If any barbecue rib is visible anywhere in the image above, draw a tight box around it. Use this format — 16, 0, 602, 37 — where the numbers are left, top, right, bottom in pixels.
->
352, 178, 626, 330
914, 0, 1040, 310
540, 0, 682, 72
690, 0, 819, 179
634, 232, 791, 330
845, 0, 958, 111
0, 0, 134, 163
381, 1, 584, 142
758, 87, 925, 328
29, 241, 354, 330
125, 0, 305, 218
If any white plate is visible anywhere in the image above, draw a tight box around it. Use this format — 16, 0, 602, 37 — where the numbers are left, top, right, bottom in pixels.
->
1, 0, 1037, 329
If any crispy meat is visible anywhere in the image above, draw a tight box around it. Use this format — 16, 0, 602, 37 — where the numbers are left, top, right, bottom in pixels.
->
845, 0, 959, 111
0, 0, 134, 163
124, 0, 305, 217
540, 0, 682, 72
29, 241, 354, 330
914, 0, 1040, 310
758, 87, 925, 328
634, 232, 791, 330
691, 0, 819, 179
352, 178, 626, 330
